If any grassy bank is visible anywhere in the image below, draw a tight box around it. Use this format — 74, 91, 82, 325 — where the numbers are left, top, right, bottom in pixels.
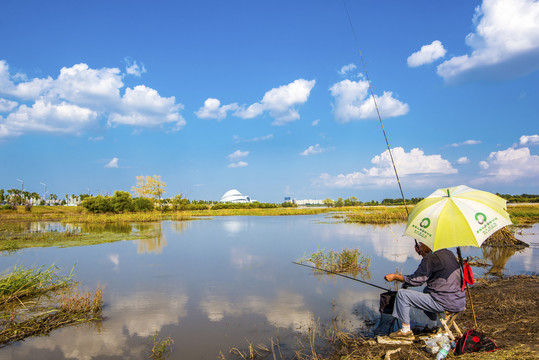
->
1, 204, 537, 224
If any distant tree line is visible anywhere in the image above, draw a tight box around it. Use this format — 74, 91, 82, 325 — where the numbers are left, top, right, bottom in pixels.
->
321, 196, 425, 208
497, 194, 539, 203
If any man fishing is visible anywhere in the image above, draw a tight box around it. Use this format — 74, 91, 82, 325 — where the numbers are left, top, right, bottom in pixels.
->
384, 242, 465, 340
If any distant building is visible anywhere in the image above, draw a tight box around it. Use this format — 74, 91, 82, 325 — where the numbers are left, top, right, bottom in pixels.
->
295, 199, 324, 206
220, 189, 252, 203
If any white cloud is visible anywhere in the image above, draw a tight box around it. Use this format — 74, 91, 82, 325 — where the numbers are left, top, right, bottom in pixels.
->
195, 98, 239, 120
449, 139, 482, 147
312, 119, 320, 126
105, 157, 119, 168
0, 60, 54, 100
456, 156, 470, 164
0, 98, 17, 112
108, 85, 185, 129
233, 134, 273, 143
339, 63, 357, 75
54, 63, 123, 106
0, 60, 186, 138
227, 150, 249, 160
407, 40, 447, 67
520, 134, 539, 146
300, 144, 325, 156
228, 161, 248, 168
1, 99, 97, 137
124, 58, 147, 77
235, 79, 315, 125
88, 136, 104, 141
329, 79, 409, 123
317, 147, 457, 188
473, 146, 539, 184
437, 0, 539, 82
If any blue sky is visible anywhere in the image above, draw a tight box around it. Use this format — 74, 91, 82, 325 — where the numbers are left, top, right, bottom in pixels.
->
1, 0, 538, 202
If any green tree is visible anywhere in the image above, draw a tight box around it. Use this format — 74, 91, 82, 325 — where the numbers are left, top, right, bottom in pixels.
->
132, 175, 167, 202
323, 198, 334, 207
335, 197, 344, 207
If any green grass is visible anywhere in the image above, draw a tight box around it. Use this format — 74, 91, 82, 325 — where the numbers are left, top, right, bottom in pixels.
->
298, 248, 371, 279
0, 264, 74, 306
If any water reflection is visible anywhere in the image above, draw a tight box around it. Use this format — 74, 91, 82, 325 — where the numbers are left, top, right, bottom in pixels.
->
199, 290, 313, 332
481, 246, 525, 276
0, 216, 535, 360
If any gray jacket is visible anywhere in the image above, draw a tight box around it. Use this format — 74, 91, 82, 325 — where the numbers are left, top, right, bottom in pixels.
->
403, 249, 466, 312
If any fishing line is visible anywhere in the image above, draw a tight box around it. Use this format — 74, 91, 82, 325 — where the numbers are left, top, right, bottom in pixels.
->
292, 261, 391, 291
341, 0, 409, 217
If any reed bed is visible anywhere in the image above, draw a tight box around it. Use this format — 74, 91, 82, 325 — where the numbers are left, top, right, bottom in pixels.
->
344, 206, 408, 224
0, 287, 103, 346
0, 264, 74, 306
0, 264, 103, 346
506, 204, 539, 225
298, 248, 371, 279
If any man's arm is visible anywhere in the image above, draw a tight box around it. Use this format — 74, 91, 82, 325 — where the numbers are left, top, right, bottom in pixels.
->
384, 273, 404, 282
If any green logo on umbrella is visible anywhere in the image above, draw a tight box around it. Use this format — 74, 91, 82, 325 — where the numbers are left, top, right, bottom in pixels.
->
420, 218, 431, 228
475, 212, 487, 225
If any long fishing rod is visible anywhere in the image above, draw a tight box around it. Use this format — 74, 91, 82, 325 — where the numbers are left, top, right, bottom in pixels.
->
292, 261, 390, 291
341, 1, 410, 218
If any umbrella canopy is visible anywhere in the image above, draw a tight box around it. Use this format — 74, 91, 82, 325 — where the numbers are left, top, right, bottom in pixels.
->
404, 185, 512, 251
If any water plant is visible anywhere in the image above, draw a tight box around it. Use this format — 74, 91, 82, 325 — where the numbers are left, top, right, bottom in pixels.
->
150, 330, 174, 360
298, 248, 371, 279
0, 265, 103, 346
0, 264, 74, 306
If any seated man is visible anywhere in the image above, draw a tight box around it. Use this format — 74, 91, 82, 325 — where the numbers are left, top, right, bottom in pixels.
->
384, 242, 465, 340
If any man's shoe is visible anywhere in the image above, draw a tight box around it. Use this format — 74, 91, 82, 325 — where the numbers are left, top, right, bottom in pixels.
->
389, 329, 415, 341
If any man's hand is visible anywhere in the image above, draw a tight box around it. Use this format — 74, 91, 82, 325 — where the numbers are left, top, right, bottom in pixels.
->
384, 273, 404, 282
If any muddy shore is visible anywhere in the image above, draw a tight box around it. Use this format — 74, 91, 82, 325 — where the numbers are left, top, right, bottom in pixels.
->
322, 275, 538, 360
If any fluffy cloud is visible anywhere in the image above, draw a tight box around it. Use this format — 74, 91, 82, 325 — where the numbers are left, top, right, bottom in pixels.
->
235, 79, 315, 125
124, 58, 147, 77
0, 98, 17, 112
1, 99, 97, 137
437, 0, 539, 82
456, 156, 470, 164
449, 139, 482, 147
108, 85, 185, 129
300, 144, 325, 156
195, 98, 239, 120
0, 60, 185, 138
407, 40, 447, 67
228, 161, 248, 168
105, 157, 119, 168
520, 134, 539, 146
227, 150, 249, 160
474, 146, 539, 184
317, 147, 457, 188
329, 79, 409, 123
339, 63, 357, 75
0, 60, 54, 100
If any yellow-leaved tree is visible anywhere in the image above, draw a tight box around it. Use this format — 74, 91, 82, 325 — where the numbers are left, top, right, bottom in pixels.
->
132, 175, 166, 202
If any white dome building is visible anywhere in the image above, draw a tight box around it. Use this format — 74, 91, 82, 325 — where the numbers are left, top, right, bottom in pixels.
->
220, 189, 252, 203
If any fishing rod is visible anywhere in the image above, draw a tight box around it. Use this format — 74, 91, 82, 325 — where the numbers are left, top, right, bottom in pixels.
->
292, 261, 390, 291
342, 1, 418, 247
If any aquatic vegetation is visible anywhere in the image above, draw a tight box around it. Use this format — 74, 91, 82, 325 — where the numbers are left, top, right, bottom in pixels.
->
150, 330, 174, 360
0, 265, 103, 346
506, 204, 539, 225
344, 206, 408, 224
298, 248, 371, 279
0, 264, 74, 306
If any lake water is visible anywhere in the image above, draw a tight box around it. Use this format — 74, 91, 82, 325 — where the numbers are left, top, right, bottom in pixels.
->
1, 215, 537, 359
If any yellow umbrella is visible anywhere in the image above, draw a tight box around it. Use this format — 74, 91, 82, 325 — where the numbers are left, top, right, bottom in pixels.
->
404, 185, 512, 251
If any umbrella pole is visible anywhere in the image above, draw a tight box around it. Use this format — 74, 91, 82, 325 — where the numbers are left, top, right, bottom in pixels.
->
457, 247, 478, 329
